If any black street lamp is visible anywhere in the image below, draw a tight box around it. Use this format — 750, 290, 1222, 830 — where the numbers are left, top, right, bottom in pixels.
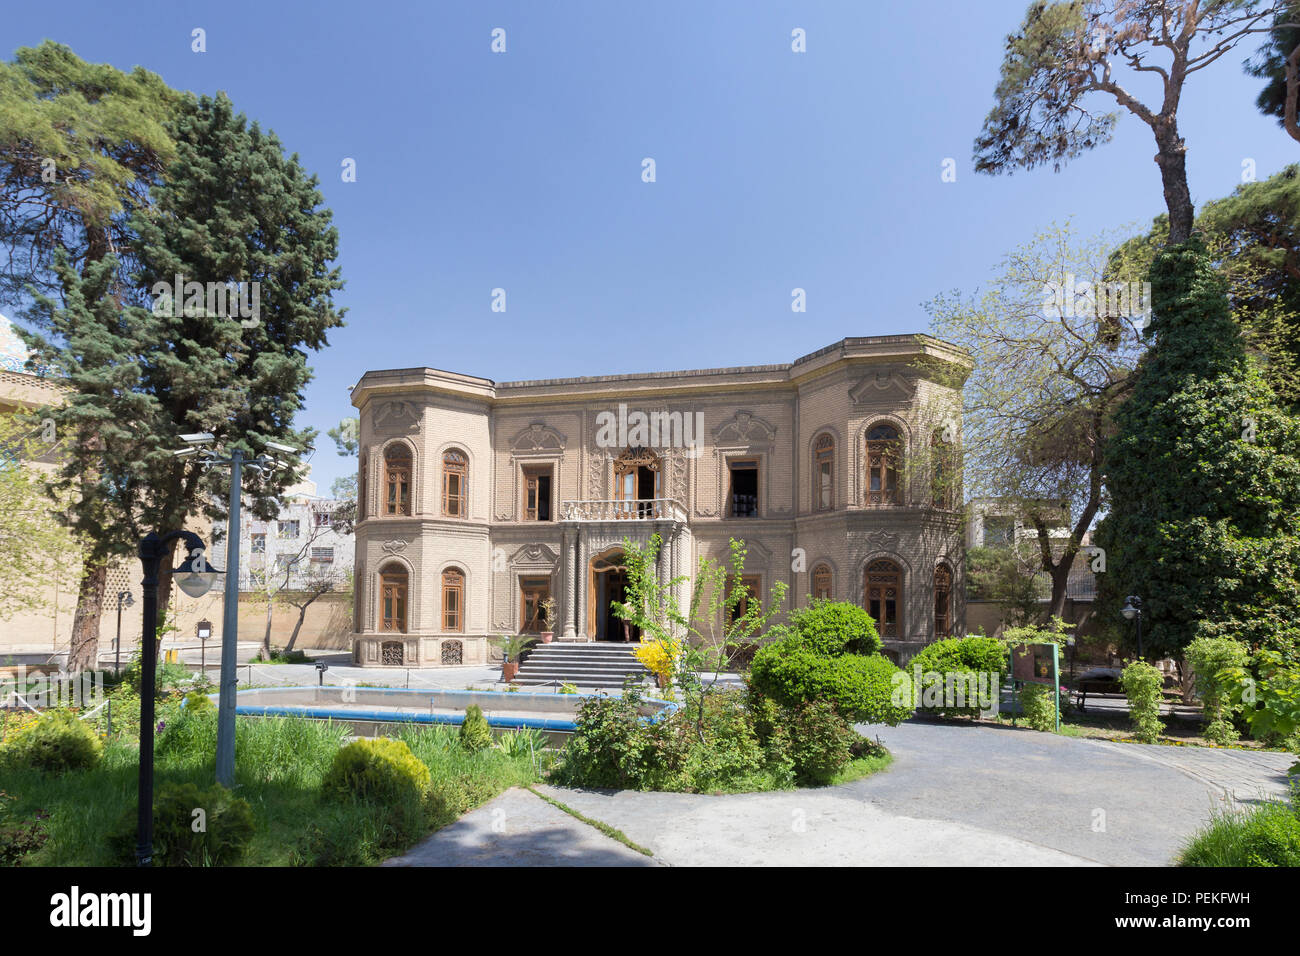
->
1121, 594, 1144, 659
136, 530, 221, 867
114, 590, 134, 675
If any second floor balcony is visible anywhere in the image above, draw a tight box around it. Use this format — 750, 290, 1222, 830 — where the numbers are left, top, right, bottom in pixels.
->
560, 497, 687, 523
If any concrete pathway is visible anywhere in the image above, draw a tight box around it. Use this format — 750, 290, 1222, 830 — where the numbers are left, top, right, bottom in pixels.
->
386, 719, 1295, 867
382, 787, 657, 867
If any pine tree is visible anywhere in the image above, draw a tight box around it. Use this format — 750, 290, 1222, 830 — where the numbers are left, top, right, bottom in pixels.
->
21, 92, 344, 669
1095, 241, 1300, 661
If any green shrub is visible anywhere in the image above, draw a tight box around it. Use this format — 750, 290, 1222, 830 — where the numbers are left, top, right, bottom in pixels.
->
459, 705, 493, 752
1121, 661, 1166, 743
321, 738, 430, 804
684, 691, 766, 792
182, 691, 214, 713
1185, 636, 1250, 745
749, 641, 913, 725
550, 691, 689, 791
0, 710, 102, 773
109, 782, 254, 866
1018, 683, 1058, 732
786, 600, 881, 656
0, 790, 48, 866
1180, 801, 1300, 867
786, 699, 854, 784
908, 636, 1009, 718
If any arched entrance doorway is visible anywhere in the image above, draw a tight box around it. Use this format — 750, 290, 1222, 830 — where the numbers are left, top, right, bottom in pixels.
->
588, 548, 642, 642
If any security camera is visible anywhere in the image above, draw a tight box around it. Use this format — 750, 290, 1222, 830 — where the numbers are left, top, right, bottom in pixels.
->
171, 447, 200, 458
264, 440, 296, 455
179, 432, 215, 444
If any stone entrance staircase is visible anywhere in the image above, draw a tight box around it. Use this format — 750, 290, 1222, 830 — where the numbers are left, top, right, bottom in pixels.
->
512, 642, 650, 689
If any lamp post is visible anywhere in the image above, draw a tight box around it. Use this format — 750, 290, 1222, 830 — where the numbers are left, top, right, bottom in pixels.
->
137, 529, 221, 867
114, 590, 134, 675
1121, 594, 1143, 659
171, 433, 294, 786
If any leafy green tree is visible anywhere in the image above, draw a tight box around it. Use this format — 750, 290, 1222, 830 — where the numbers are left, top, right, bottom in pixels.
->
0, 42, 179, 673
1094, 241, 1300, 660
1111, 167, 1300, 412
974, 1, 1282, 245
327, 416, 359, 531
20, 92, 344, 671
925, 223, 1145, 619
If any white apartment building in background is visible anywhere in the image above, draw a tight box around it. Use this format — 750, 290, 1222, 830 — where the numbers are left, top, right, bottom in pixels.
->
209, 468, 355, 594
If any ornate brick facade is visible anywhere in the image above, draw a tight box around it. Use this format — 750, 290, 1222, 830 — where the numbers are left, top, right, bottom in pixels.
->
351, 335, 970, 666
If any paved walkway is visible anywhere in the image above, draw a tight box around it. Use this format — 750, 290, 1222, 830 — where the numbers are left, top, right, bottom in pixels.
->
386, 721, 1295, 867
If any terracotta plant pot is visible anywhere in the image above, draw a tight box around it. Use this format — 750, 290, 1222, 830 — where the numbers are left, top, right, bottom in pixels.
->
540, 631, 554, 643
502, 661, 519, 682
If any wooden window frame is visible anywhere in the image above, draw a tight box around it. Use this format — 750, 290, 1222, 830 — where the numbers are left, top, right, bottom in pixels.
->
934, 564, 953, 638
522, 465, 553, 522
442, 450, 468, 518
441, 568, 464, 633
727, 458, 760, 518
864, 559, 902, 638
384, 445, 413, 516
814, 433, 834, 512
519, 575, 552, 633
380, 568, 409, 634
812, 564, 833, 601
727, 574, 763, 623
865, 424, 901, 507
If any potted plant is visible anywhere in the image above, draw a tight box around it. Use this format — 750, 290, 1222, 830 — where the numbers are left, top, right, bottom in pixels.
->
539, 596, 557, 643
493, 634, 534, 683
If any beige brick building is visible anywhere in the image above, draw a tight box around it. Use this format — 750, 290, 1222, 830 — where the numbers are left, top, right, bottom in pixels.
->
350, 335, 971, 667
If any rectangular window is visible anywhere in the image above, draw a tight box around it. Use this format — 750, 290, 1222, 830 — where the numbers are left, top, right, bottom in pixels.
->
442, 572, 463, 632
277, 520, 300, 539
314, 510, 333, 527
311, 547, 334, 564
727, 575, 763, 623
520, 576, 551, 632
523, 466, 553, 521
728, 460, 759, 518
251, 533, 266, 554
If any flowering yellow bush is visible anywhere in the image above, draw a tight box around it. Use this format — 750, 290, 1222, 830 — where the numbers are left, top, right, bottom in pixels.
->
634, 637, 679, 685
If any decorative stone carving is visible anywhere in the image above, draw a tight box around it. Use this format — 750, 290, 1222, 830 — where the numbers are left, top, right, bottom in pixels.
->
849, 367, 917, 404
511, 422, 566, 452
441, 640, 463, 665
862, 529, 900, 550
510, 543, 559, 568
713, 410, 776, 446
372, 401, 416, 428
380, 539, 408, 555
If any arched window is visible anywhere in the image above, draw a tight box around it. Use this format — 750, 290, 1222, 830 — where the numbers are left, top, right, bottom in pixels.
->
380, 565, 408, 633
813, 433, 834, 511
442, 567, 464, 632
864, 559, 902, 638
934, 563, 953, 638
614, 447, 660, 517
931, 430, 956, 510
384, 445, 412, 516
443, 449, 468, 517
865, 424, 901, 506
812, 564, 833, 601
358, 452, 368, 521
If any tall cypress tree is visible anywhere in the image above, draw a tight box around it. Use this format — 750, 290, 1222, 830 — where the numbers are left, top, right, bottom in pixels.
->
1095, 240, 1300, 661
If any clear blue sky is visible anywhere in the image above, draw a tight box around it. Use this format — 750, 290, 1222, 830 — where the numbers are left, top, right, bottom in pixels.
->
4, 0, 1296, 494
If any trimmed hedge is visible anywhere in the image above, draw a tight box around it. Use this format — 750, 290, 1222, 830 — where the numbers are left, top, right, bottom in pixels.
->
322, 738, 430, 804
749, 641, 913, 725
785, 600, 881, 656
907, 636, 1009, 718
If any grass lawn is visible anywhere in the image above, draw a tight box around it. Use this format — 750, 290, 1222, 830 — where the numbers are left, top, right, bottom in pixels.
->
2, 699, 544, 867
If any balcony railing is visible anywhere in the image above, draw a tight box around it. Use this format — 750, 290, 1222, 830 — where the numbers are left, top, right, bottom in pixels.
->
560, 498, 687, 522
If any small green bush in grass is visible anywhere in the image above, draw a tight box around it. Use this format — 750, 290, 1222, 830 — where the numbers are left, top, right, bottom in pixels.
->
787, 699, 855, 785
322, 738, 430, 804
1180, 800, 1300, 867
0, 710, 102, 773
108, 782, 254, 866
1121, 661, 1166, 743
182, 691, 214, 713
1018, 683, 1058, 732
459, 705, 493, 752
1185, 636, 1249, 746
